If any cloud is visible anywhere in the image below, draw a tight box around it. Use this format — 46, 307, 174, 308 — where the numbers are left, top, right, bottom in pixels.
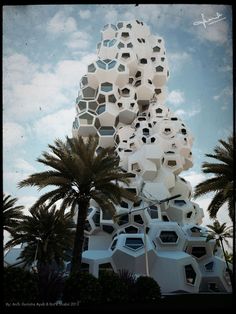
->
167, 90, 185, 106
3, 122, 27, 149
66, 31, 91, 50
175, 106, 201, 118
46, 11, 77, 34
168, 52, 191, 73
79, 9, 91, 19
181, 170, 207, 189
104, 8, 119, 23
33, 107, 76, 141
213, 86, 233, 101
3, 53, 97, 121
15, 158, 37, 173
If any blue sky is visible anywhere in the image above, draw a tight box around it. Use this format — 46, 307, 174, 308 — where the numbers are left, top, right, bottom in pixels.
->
3, 4, 233, 232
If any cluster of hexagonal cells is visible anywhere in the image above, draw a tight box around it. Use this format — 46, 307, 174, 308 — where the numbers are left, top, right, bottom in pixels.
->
71, 20, 231, 293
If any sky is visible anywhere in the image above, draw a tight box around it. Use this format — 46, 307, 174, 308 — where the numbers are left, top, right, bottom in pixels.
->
3, 4, 233, 244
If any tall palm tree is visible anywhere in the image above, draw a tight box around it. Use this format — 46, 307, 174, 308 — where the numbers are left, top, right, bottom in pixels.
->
206, 219, 233, 285
5, 204, 75, 271
3, 194, 24, 237
18, 135, 137, 276
194, 135, 234, 222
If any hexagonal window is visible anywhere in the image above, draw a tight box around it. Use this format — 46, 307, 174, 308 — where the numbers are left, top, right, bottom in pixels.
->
97, 94, 106, 103
125, 226, 138, 233
78, 101, 87, 111
109, 39, 117, 47
127, 42, 133, 48
148, 205, 159, 219
135, 80, 141, 87
140, 58, 147, 64
92, 211, 100, 227
127, 23, 132, 29
167, 160, 177, 167
160, 231, 178, 243
118, 64, 125, 72
121, 32, 129, 38
99, 127, 115, 136
103, 225, 114, 234
143, 128, 149, 136
118, 42, 125, 49
133, 200, 142, 207
174, 200, 186, 206
103, 211, 113, 220
162, 215, 169, 221
134, 214, 143, 224
150, 137, 156, 143
186, 211, 193, 218
79, 113, 95, 125
88, 63, 96, 72
117, 102, 122, 108
101, 82, 113, 92
191, 247, 206, 258
96, 60, 106, 69
111, 24, 117, 30
122, 53, 130, 59
158, 39, 162, 43
125, 238, 144, 251
120, 201, 129, 208
205, 261, 214, 272
161, 57, 165, 62
108, 60, 117, 69
181, 128, 187, 135
185, 264, 196, 285
95, 118, 101, 129
131, 162, 141, 172
117, 22, 123, 29
96, 104, 106, 115
135, 71, 142, 78
108, 94, 117, 103
155, 89, 162, 95
156, 65, 164, 72
156, 108, 162, 114
111, 238, 118, 251
190, 226, 202, 234
88, 101, 98, 112
82, 86, 97, 99
153, 46, 160, 52
118, 214, 129, 225
81, 76, 88, 86
121, 88, 130, 97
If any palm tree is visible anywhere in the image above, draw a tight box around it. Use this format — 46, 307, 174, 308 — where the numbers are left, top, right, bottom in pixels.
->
3, 194, 24, 237
5, 204, 75, 271
206, 219, 233, 285
18, 135, 137, 276
194, 135, 234, 222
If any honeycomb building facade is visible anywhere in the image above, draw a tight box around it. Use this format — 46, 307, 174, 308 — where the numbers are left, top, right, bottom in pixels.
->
71, 20, 232, 293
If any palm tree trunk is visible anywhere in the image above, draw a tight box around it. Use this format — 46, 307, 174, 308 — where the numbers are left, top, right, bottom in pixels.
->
70, 199, 89, 277
219, 237, 233, 287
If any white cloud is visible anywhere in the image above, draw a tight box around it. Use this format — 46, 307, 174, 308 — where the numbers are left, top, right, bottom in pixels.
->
79, 9, 91, 19
175, 106, 201, 119
33, 107, 75, 141
168, 52, 191, 72
3, 122, 27, 149
213, 86, 233, 101
46, 11, 77, 34
182, 170, 207, 189
66, 31, 91, 50
167, 90, 185, 106
104, 8, 118, 23
15, 158, 37, 173
3, 53, 97, 121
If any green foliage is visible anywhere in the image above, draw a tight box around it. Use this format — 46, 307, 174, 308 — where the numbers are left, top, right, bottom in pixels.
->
5, 205, 75, 268
134, 276, 161, 303
98, 271, 129, 303
62, 272, 102, 304
3, 194, 24, 238
194, 135, 234, 222
4, 267, 39, 303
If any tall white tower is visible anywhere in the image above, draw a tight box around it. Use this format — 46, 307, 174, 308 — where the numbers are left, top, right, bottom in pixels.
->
72, 20, 231, 293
